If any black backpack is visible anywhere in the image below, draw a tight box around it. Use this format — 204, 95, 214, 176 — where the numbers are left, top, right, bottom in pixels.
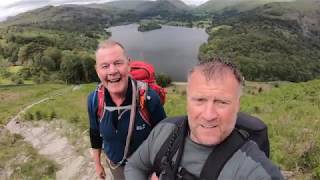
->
152, 112, 270, 180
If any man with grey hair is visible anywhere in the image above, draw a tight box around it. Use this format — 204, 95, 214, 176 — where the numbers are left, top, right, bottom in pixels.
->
87, 40, 166, 179
125, 58, 283, 180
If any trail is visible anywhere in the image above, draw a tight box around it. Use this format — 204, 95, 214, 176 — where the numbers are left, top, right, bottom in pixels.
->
5, 86, 112, 180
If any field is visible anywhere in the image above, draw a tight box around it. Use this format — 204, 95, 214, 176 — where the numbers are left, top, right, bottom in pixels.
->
1, 79, 320, 179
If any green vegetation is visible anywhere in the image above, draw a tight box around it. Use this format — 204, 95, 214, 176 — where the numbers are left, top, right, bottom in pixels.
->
0, 129, 58, 179
138, 21, 162, 32
242, 79, 320, 179
24, 84, 95, 131
0, 84, 70, 125
156, 73, 172, 87
1, 78, 320, 178
199, 0, 320, 82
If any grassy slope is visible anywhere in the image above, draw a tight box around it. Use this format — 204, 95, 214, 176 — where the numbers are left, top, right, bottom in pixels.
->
0, 84, 70, 125
0, 129, 58, 179
1, 80, 319, 178
0, 84, 68, 179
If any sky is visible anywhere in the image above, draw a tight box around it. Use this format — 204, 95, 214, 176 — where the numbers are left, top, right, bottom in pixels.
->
0, 0, 208, 22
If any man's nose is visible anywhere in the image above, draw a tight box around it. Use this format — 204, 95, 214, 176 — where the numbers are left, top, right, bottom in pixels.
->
203, 103, 218, 121
107, 63, 118, 74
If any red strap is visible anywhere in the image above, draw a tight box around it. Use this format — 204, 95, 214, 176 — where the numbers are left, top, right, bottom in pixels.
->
138, 87, 152, 126
97, 84, 105, 120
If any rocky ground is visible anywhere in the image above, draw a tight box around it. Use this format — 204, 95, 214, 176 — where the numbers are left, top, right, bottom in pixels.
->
4, 97, 112, 180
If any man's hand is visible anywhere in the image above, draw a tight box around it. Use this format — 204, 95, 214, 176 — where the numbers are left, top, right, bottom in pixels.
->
150, 173, 158, 180
95, 163, 106, 179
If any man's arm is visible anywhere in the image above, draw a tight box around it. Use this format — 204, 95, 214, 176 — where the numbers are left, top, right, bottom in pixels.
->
91, 148, 106, 179
125, 122, 175, 180
88, 92, 105, 179
124, 128, 155, 180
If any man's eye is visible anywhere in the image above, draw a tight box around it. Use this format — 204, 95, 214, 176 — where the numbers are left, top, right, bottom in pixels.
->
101, 64, 109, 69
114, 62, 123, 66
215, 100, 229, 105
194, 98, 206, 103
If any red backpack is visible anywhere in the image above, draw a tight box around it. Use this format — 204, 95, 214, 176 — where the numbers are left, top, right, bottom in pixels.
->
129, 61, 166, 105
96, 60, 166, 126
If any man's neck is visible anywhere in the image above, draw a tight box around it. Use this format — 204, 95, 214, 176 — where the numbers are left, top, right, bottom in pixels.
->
110, 88, 128, 106
109, 79, 130, 106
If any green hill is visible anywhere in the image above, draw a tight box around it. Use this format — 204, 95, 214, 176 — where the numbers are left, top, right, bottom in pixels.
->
199, 0, 320, 82
0, 5, 113, 32
195, 0, 294, 13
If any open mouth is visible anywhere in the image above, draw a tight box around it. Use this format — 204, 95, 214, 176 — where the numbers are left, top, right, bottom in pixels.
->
201, 124, 218, 129
107, 76, 121, 83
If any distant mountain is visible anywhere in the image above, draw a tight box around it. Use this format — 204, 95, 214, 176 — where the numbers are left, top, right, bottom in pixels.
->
85, 0, 149, 11
0, 0, 192, 30
86, 0, 190, 12
196, 0, 294, 13
0, 5, 112, 32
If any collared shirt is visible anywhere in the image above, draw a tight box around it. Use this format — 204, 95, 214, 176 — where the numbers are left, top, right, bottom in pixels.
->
88, 78, 166, 163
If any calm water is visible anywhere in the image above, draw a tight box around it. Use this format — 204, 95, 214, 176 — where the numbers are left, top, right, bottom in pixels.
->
108, 24, 208, 81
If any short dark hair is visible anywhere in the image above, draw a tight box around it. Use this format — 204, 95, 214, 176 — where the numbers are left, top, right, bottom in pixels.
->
189, 57, 245, 88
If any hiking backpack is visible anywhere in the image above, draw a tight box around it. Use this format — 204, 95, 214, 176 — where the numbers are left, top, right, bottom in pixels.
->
93, 60, 167, 168
95, 60, 166, 125
153, 112, 270, 180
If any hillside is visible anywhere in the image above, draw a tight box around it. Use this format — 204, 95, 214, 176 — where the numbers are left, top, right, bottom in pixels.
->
86, 0, 149, 10
199, 0, 320, 82
1, 5, 113, 32
196, 0, 295, 13
1, 79, 320, 178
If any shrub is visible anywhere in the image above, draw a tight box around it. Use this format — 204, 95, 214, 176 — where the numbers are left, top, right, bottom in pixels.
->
11, 75, 24, 85
70, 116, 80, 123
35, 111, 42, 120
49, 111, 57, 120
156, 73, 172, 87
24, 112, 34, 120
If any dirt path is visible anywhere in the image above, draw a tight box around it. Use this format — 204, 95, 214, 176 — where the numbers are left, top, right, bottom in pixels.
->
5, 91, 113, 180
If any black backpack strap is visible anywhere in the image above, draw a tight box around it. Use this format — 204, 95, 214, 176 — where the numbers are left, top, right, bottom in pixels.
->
236, 112, 270, 157
152, 116, 188, 177
200, 129, 249, 180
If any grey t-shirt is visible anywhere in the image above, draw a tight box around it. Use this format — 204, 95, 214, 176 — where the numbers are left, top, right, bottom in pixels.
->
125, 117, 283, 180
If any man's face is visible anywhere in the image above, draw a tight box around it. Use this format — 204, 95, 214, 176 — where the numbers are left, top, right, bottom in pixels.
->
95, 45, 130, 96
187, 70, 241, 146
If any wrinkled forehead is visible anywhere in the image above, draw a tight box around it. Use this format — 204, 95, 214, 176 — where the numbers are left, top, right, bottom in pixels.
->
188, 67, 236, 83
187, 69, 242, 95
95, 45, 128, 62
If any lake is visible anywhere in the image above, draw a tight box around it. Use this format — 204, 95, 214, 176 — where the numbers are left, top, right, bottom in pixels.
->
107, 24, 208, 81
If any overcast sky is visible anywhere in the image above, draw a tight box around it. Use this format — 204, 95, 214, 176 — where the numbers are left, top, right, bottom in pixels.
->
0, 0, 208, 22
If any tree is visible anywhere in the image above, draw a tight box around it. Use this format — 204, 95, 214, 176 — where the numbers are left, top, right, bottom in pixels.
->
60, 53, 83, 84
43, 47, 62, 70
81, 55, 98, 82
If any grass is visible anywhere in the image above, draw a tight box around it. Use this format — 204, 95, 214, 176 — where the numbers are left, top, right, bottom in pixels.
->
0, 84, 70, 125
1, 80, 319, 178
8, 66, 23, 74
24, 83, 97, 131
241, 79, 320, 179
0, 129, 58, 179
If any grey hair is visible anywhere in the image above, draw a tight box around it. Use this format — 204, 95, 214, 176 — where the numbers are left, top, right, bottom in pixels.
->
189, 57, 245, 90
95, 39, 128, 59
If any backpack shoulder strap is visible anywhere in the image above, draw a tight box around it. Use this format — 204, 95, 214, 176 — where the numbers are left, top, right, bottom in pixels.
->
152, 116, 188, 176
200, 129, 249, 179
96, 83, 105, 120
136, 80, 154, 126
236, 112, 270, 157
